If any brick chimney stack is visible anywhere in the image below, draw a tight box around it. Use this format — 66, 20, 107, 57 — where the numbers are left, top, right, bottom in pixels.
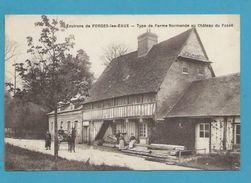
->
137, 29, 158, 57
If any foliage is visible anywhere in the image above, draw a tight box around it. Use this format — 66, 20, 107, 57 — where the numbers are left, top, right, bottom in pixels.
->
14, 15, 94, 110
5, 94, 47, 139
11, 15, 94, 159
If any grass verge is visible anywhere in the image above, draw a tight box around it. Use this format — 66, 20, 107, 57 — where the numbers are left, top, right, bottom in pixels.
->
180, 153, 240, 170
5, 143, 130, 171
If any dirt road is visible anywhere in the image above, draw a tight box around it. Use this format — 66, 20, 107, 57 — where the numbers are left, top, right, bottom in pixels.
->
5, 138, 196, 170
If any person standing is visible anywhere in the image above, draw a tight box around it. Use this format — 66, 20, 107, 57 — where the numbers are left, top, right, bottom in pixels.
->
45, 130, 51, 150
71, 127, 76, 152
67, 132, 72, 152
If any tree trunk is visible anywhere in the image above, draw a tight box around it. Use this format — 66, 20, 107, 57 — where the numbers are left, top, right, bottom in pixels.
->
54, 105, 58, 169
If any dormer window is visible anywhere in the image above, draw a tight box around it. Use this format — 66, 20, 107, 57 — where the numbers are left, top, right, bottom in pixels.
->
70, 103, 75, 110
182, 66, 189, 74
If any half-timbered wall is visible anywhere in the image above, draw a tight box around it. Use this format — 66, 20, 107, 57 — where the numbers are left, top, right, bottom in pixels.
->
83, 93, 156, 121
211, 116, 240, 151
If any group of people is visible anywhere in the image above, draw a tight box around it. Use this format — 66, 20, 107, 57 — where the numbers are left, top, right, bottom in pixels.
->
44, 127, 76, 153
115, 131, 137, 150
45, 128, 137, 152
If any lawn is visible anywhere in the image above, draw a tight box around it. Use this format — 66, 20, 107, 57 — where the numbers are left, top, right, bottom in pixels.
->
180, 153, 240, 170
5, 143, 130, 171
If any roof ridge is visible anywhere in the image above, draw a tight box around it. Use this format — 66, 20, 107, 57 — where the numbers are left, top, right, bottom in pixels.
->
112, 28, 194, 62
85, 28, 205, 103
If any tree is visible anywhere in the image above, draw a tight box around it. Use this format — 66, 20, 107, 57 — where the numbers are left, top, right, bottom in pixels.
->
15, 15, 94, 166
5, 36, 19, 93
5, 36, 18, 62
5, 95, 48, 139
102, 42, 128, 66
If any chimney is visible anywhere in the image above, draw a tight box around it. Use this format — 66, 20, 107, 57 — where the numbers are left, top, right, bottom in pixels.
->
137, 29, 158, 57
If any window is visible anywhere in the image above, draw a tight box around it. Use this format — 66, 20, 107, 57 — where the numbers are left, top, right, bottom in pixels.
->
198, 66, 204, 75
51, 122, 54, 132
182, 67, 189, 74
199, 123, 210, 138
235, 124, 240, 144
70, 103, 75, 110
182, 63, 189, 74
74, 121, 78, 129
139, 123, 147, 137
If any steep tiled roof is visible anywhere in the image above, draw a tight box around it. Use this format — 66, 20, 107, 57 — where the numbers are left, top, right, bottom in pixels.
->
166, 73, 240, 118
85, 29, 195, 103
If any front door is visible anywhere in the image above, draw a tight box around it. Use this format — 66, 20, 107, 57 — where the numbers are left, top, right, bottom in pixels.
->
195, 123, 210, 153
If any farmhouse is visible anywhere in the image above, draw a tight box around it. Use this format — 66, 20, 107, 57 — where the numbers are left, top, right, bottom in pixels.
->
48, 28, 240, 153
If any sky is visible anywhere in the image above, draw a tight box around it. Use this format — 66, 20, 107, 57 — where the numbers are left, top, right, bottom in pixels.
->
5, 15, 240, 86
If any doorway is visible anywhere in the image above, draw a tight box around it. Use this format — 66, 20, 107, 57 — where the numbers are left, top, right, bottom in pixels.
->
195, 123, 210, 153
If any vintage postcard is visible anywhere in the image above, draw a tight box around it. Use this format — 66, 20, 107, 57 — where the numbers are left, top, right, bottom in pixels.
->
4, 15, 240, 171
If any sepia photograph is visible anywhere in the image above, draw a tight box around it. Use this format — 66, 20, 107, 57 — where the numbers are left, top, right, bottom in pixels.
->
4, 15, 240, 171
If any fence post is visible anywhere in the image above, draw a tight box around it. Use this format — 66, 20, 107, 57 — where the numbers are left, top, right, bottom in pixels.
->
178, 150, 182, 163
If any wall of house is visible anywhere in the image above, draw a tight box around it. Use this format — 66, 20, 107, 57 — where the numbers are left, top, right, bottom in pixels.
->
211, 116, 240, 152
151, 119, 197, 150
101, 119, 154, 144
151, 116, 240, 153
156, 58, 213, 119
48, 110, 82, 143
83, 93, 156, 121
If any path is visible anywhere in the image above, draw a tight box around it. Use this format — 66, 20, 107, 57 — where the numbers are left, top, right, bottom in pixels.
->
5, 138, 196, 170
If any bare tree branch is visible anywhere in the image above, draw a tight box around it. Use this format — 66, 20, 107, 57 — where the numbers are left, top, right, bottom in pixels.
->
5, 36, 18, 62
102, 42, 129, 66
